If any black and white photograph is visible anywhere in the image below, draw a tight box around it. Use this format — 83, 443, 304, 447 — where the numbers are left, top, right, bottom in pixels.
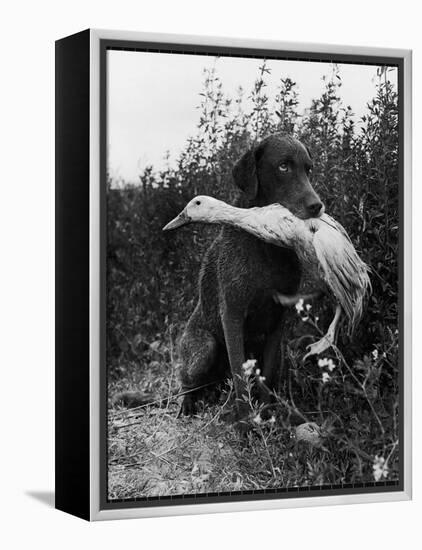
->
105, 45, 402, 503
3, 0, 420, 542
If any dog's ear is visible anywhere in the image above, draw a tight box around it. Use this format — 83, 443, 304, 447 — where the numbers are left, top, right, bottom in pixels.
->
303, 143, 313, 160
232, 147, 259, 199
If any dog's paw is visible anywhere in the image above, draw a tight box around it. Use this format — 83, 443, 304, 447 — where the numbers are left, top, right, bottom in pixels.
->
111, 390, 153, 409
177, 394, 197, 417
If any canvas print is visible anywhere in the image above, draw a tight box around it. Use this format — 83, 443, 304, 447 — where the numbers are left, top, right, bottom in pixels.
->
105, 47, 400, 502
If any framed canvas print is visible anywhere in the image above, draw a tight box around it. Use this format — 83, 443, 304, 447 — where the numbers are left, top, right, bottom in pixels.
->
55, 29, 412, 521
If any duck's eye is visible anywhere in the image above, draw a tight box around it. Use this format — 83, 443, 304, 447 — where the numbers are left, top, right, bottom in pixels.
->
195, 200, 201, 206
279, 163, 288, 173
306, 166, 313, 175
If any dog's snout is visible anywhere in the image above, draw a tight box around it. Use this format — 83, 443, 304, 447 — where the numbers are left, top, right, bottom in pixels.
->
306, 200, 323, 217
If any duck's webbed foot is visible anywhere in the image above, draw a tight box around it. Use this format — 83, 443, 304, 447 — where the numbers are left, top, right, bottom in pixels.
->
303, 334, 335, 360
303, 304, 342, 361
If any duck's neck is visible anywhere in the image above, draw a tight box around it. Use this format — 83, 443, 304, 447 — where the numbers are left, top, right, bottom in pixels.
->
201, 202, 251, 228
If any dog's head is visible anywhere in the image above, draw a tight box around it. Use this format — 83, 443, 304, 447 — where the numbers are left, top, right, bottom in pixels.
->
232, 134, 323, 219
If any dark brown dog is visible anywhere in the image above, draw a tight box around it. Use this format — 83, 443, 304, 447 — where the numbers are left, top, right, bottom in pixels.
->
170, 134, 323, 416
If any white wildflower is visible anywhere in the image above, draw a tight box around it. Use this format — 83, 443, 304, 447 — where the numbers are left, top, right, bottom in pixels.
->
322, 372, 331, 384
305, 303, 312, 312
258, 375, 266, 383
327, 359, 336, 372
372, 349, 379, 361
302, 316, 309, 322
318, 357, 329, 368
253, 414, 262, 425
373, 455, 389, 482
295, 298, 304, 314
255, 368, 261, 376
242, 359, 257, 377
269, 415, 276, 424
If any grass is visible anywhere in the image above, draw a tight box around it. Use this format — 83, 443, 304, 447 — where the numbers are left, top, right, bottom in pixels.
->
107, 311, 399, 500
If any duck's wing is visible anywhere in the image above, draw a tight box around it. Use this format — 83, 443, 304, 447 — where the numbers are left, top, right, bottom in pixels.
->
244, 205, 308, 250
312, 217, 371, 333
319, 213, 353, 244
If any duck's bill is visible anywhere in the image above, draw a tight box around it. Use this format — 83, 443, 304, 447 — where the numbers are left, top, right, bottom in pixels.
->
163, 209, 191, 231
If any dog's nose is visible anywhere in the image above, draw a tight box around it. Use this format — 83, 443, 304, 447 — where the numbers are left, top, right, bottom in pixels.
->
307, 200, 323, 217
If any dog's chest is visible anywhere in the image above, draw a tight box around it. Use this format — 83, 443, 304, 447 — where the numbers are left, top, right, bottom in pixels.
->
216, 228, 302, 295
256, 241, 302, 293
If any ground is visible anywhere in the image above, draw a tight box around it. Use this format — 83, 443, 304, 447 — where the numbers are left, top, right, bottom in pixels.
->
107, 327, 399, 500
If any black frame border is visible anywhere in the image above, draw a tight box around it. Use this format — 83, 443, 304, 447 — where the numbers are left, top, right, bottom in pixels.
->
98, 37, 405, 512
55, 29, 91, 520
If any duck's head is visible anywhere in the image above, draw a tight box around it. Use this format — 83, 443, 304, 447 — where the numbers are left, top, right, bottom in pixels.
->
163, 196, 222, 231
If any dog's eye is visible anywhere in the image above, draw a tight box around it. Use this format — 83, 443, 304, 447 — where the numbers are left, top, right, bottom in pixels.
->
279, 163, 288, 173
195, 200, 201, 206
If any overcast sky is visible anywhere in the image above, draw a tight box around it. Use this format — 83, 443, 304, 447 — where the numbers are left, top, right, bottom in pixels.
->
107, 50, 397, 183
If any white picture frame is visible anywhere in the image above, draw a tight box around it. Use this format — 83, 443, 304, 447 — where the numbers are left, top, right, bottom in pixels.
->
55, 28, 412, 521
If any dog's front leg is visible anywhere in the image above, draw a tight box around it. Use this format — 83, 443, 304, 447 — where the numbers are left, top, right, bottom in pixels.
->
261, 318, 285, 403
221, 306, 249, 420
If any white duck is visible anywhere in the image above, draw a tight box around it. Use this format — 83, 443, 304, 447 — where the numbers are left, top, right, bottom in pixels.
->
163, 195, 371, 359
